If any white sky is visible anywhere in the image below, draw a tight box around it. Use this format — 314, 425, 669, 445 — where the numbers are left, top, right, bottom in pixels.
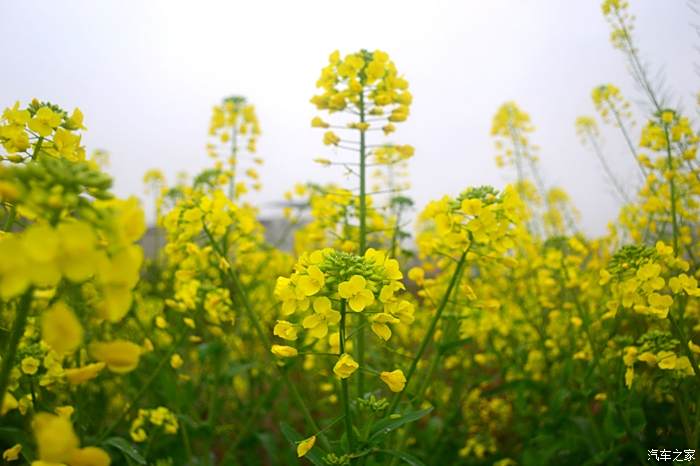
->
1, 1, 697, 235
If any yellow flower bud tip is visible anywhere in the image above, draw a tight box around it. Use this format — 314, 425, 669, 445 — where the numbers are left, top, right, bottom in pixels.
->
2, 444, 21, 462
297, 436, 316, 457
271, 345, 298, 358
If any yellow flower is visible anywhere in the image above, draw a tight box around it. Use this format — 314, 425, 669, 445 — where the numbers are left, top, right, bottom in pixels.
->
42, 302, 83, 356
657, 351, 677, 370
311, 117, 329, 128
170, 354, 183, 369
380, 369, 407, 392
1, 393, 18, 415
2, 444, 21, 462
28, 106, 62, 137
661, 111, 674, 124
67, 108, 86, 130
90, 340, 141, 374
21, 356, 41, 375
271, 345, 298, 358
333, 353, 358, 379
461, 198, 483, 216
53, 128, 82, 159
689, 341, 700, 354
297, 436, 316, 458
302, 296, 341, 339
273, 320, 299, 341
322, 131, 340, 146
22, 223, 61, 287
637, 352, 657, 365
408, 267, 425, 285
64, 363, 105, 385
55, 406, 74, 419
57, 221, 98, 282
115, 197, 147, 244
32, 412, 79, 463
370, 313, 400, 341
69, 447, 111, 466
296, 266, 325, 296
338, 275, 374, 311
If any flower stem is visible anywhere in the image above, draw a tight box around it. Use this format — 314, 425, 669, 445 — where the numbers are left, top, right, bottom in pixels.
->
663, 124, 679, 254
339, 300, 356, 452
357, 90, 367, 398
229, 124, 238, 201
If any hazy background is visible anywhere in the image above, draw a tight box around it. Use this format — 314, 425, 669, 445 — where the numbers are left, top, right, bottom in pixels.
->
1, 1, 697, 235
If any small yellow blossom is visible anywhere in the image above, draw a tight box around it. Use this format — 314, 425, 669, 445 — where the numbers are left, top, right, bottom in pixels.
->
90, 340, 141, 373
333, 353, 359, 379
64, 363, 106, 385
2, 444, 21, 462
271, 345, 298, 358
380, 369, 407, 392
338, 275, 374, 311
21, 356, 40, 375
170, 354, 184, 369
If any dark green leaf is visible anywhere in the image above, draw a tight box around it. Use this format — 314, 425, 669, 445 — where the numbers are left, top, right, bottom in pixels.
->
103, 437, 146, 465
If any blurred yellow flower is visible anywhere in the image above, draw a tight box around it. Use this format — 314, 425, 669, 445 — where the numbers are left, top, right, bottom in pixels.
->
296, 436, 316, 457
42, 302, 83, 356
90, 340, 141, 374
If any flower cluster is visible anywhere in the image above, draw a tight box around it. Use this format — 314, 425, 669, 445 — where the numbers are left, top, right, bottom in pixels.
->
273, 247, 412, 348
129, 406, 179, 442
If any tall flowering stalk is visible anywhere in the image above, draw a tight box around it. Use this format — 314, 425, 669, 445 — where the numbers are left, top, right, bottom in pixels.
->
311, 50, 413, 397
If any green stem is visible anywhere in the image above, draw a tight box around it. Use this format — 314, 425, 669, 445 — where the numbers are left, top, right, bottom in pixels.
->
30, 137, 44, 161
180, 414, 193, 462
0, 288, 32, 405
609, 105, 646, 181
357, 90, 367, 398
339, 300, 356, 452
414, 350, 440, 406
229, 124, 238, 201
387, 248, 469, 414
663, 124, 679, 254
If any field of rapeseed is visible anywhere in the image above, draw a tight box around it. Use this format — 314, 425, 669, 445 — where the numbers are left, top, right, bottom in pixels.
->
1, 1, 699, 464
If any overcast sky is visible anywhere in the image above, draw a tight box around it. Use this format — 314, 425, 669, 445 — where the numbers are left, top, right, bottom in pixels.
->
1, 1, 697, 235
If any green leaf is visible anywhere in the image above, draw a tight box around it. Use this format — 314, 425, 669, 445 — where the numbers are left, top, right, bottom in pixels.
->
279, 422, 325, 466
375, 449, 426, 466
103, 437, 146, 465
368, 408, 433, 443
